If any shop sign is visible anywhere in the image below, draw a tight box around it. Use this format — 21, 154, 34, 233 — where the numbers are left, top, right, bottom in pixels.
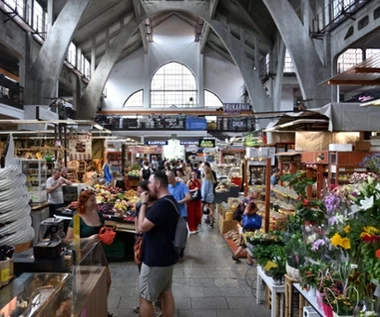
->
223, 103, 252, 114
69, 133, 92, 161
180, 141, 198, 145
198, 139, 215, 148
145, 141, 168, 146
129, 146, 163, 154
231, 119, 245, 128
164, 118, 179, 127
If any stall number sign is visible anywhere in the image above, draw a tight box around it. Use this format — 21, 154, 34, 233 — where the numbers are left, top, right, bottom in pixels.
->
198, 139, 215, 148
69, 134, 92, 161
223, 103, 251, 114
232, 120, 245, 128
145, 141, 168, 146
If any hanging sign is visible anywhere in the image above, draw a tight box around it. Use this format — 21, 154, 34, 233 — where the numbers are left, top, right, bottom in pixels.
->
198, 139, 215, 148
145, 141, 168, 146
223, 103, 252, 114
69, 133, 92, 161
180, 140, 199, 145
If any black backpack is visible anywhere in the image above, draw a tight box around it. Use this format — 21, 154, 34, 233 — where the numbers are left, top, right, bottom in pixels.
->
142, 168, 151, 180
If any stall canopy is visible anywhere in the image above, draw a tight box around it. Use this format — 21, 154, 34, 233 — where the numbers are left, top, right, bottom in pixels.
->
266, 103, 380, 132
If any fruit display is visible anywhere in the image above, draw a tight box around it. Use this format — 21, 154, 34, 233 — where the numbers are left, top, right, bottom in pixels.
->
128, 169, 140, 179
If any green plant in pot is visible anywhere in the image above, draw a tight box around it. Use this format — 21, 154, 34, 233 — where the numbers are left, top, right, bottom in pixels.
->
283, 232, 308, 280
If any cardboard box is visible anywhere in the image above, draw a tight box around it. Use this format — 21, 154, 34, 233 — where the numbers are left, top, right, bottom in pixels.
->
355, 141, 370, 151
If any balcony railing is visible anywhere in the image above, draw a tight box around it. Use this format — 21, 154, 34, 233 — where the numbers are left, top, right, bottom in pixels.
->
94, 115, 255, 133
0, 74, 23, 109
311, 0, 372, 39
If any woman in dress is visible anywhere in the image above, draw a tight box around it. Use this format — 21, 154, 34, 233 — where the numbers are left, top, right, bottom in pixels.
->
65, 190, 112, 297
201, 168, 215, 228
186, 171, 202, 234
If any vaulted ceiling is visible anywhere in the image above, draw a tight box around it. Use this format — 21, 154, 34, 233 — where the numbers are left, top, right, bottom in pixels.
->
39, 0, 279, 67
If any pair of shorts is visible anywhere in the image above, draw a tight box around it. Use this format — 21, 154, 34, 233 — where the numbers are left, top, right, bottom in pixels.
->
139, 263, 174, 301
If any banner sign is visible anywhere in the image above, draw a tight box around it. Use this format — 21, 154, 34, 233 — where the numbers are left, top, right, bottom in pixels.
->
180, 140, 199, 145
231, 119, 245, 128
145, 141, 168, 146
69, 133, 92, 161
198, 139, 215, 148
223, 103, 252, 114
185, 117, 207, 130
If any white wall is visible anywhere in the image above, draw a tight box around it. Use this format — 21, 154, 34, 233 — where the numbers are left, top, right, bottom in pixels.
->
204, 48, 245, 103
280, 87, 295, 111
103, 15, 246, 109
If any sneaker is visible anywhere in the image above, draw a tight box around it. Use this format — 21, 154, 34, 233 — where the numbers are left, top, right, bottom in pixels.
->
132, 306, 139, 313
153, 306, 163, 317
232, 255, 242, 263
208, 223, 213, 229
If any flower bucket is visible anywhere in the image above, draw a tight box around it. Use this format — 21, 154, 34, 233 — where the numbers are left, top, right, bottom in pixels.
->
323, 303, 333, 317
286, 262, 300, 281
307, 287, 316, 298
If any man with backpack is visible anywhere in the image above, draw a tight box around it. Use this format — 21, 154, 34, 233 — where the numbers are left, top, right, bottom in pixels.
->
140, 160, 153, 181
138, 171, 184, 317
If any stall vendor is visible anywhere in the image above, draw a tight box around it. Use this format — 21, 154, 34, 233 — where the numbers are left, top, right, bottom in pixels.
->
47, 168, 72, 217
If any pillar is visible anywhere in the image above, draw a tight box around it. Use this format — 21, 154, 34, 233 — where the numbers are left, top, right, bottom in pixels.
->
91, 38, 96, 75
273, 36, 286, 111
198, 53, 205, 107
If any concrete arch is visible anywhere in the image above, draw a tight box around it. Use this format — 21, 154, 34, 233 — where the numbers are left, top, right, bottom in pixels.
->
25, 0, 92, 105
77, 1, 272, 126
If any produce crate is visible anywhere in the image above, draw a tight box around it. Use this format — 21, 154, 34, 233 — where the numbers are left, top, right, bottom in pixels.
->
219, 218, 238, 235
103, 240, 125, 260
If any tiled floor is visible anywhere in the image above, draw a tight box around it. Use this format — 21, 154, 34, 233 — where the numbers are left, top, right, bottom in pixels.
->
108, 221, 270, 317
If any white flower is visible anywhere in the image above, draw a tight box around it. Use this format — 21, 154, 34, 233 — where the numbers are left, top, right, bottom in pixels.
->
360, 196, 374, 210
335, 214, 346, 225
368, 175, 373, 185
376, 183, 380, 192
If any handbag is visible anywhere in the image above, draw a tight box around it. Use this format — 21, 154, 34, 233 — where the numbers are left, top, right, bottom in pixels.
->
134, 236, 143, 265
190, 180, 202, 201
99, 226, 116, 245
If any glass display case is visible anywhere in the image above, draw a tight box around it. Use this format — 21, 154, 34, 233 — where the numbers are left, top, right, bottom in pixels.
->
1, 241, 108, 317
18, 159, 47, 203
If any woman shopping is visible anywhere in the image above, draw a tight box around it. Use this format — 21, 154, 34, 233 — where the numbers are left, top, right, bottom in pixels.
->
65, 190, 113, 316
186, 171, 202, 234
201, 168, 215, 229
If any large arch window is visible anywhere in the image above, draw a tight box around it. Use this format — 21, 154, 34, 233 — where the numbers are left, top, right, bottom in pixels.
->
150, 62, 197, 108
337, 49, 363, 73
123, 89, 144, 107
204, 90, 223, 108
365, 49, 380, 59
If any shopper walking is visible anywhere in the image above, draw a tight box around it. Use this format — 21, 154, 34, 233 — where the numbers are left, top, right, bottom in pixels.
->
167, 171, 191, 258
186, 171, 202, 234
46, 168, 72, 217
133, 181, 161, 316
138, 172, 179, 317
141, 160, 153, 181
201, 168, 215, 228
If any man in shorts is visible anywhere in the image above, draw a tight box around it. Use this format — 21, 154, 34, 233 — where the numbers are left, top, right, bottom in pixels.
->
138, 171, 179, 317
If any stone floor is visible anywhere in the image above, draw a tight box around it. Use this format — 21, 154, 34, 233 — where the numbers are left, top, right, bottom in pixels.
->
108, 221, 271, 317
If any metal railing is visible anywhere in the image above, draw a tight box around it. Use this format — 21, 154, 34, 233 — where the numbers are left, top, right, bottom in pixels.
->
311, 0, 372, 38
0, 75, 23, 109
94, 115, 255, 132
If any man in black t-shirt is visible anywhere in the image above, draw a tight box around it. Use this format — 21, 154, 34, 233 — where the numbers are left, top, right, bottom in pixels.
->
138, 171, 178, 317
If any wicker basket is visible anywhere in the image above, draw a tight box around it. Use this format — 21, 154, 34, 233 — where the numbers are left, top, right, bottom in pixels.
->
286, 262, 300, 281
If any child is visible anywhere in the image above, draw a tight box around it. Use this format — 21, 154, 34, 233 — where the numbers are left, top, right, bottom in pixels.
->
232, 201, 262, 266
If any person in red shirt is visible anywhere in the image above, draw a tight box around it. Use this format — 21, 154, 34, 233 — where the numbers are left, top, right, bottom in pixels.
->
186, 171, 202, 233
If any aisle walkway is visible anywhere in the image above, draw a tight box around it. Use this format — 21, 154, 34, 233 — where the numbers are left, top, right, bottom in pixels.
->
108, 222, 271, 317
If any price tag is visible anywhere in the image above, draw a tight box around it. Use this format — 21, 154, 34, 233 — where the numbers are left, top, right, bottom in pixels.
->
73, 214, 81, 264
1, 268, 9, 282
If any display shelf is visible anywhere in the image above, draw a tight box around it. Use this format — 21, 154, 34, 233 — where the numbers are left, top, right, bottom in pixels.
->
17, 159, 47, 203
293, 283, 324, 317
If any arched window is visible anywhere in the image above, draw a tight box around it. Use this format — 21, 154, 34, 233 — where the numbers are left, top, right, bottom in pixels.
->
150, 62, 197, 108
123, 90, 144, 107
204, 90, 223, 108
284, 50, 295, 73
337, 49, 363, 73
365, 49, 380, 59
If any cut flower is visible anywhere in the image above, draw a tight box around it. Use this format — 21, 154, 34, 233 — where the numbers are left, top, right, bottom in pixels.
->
359, 196, 374, 210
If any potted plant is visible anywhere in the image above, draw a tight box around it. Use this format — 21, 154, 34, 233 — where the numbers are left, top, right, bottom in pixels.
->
299, 262, 322, 296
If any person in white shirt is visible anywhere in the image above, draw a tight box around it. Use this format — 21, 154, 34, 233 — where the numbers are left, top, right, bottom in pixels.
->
46, 168, 72, 217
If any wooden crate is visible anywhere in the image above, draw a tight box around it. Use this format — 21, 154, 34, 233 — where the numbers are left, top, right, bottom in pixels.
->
266, 286, 283, 317
285, 274, 299, 317
219, 218, 238, 235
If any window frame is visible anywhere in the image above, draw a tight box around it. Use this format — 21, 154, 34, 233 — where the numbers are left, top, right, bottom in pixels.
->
123, 89, 144, 108
204, 89, 224, 108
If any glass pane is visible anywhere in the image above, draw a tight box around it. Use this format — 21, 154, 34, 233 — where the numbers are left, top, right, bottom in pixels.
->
124, 90, 144, 107
337, 48, 363, 73
205, 90, 223, 108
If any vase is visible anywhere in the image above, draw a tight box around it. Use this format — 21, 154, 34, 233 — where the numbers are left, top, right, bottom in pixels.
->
322, 303, 333, 317
286, 262, 300, 281
307, 287, 316, 298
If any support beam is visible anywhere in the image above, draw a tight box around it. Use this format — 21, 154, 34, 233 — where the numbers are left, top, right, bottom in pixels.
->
234, 0, 273, 48
200, 24, 210, 54
207, 42, 234, 65
139, 24, 148, 53
354, 68, 380, 73
263, 0, 331, 109
77, 18, 141, 119
328, 80, 380, 85
210, 0, 220, 18
273, 37, 286, 111
25, 0, 92, 105
91, 38, 96, 74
